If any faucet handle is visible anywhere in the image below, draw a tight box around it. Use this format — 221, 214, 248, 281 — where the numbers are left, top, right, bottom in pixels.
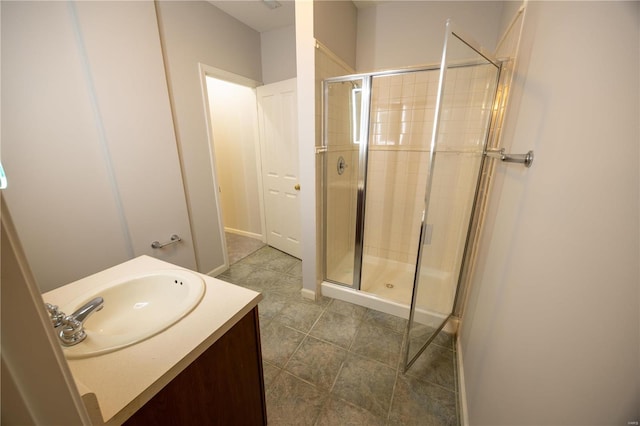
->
55, 297, 103, 347
45, 303, 66, 328
59, 315, 87, 346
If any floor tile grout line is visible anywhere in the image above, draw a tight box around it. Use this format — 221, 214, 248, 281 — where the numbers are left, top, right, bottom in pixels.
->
311, 396, 329, 426
327, 360, 346, 394
281, 299, 408, 373
275, 299, 337, 426
277, 296, 333, 382
386, 365, 402, 424
235, 262, 445, 374
329, 391, 388, 424
227, 247, 459, 425
278, 368, 321, 390
278, 297, 402, 422
268, 369, 332, 424
279, 333, 308, 373
400, 370, 458, 394
262, 361, 284, 393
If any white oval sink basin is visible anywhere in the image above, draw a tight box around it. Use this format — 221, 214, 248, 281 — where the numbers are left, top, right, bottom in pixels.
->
61, 269, 205, 358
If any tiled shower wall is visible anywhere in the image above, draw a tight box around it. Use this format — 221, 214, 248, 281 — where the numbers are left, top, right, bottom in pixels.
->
363, 71, 437, 264
364, 65, 495, 275
322, 55, 496, 297
416, 64, 496, 299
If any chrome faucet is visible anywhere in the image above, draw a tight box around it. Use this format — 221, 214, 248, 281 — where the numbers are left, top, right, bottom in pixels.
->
69, 297, 104, 325
45, 297, 104, 346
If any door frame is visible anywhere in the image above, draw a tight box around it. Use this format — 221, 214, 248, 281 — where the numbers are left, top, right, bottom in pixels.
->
198, 63, 267, 271
320, 75, 372, 291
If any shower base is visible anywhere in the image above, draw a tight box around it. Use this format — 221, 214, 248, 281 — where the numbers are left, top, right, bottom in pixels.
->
326, 254, 414, 305
360, 255, 415, 305
323, 255, 457, 333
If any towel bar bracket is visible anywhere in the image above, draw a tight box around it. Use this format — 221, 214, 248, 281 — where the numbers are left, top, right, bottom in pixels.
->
485, 148, 534, 168
151, 234, 182, 249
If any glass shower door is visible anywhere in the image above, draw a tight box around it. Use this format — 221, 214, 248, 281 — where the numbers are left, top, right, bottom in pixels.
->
323, 76, 371, 289
359, 69, 440, 306
404, 21, 500, 370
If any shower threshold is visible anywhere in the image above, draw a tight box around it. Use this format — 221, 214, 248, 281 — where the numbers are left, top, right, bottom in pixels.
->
321, 281, 458, 335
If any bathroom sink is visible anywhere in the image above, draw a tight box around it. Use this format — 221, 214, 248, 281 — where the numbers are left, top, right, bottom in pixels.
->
61, 269, 205, 358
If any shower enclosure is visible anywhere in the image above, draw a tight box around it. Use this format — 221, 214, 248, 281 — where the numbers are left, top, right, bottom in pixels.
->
322, 22, 500, 369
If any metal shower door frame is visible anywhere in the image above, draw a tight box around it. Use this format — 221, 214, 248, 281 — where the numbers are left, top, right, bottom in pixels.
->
403, 20, 501, 372
321, 75, 372, 291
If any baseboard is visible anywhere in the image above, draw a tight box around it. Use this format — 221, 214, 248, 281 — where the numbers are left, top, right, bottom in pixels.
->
206, 263, 228, 278
300, 288, 316, 301
456, 335, 470, 426
224, 227, 263, 241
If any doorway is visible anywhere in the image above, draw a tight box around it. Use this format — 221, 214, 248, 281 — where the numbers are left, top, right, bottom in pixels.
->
202, 67, 301, 267
205, 73, 265, 265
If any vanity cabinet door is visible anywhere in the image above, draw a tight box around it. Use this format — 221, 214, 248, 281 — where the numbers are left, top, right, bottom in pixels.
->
124, 308, 267, 425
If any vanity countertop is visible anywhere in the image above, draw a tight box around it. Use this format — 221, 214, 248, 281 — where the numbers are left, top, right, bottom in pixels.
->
43, 255, 262, 425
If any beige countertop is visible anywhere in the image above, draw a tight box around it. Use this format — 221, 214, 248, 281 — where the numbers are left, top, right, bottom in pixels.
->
43, 255, 262, 425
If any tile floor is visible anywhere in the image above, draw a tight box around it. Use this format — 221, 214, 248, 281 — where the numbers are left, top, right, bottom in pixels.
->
216, 246, 459, 426
225, 232, 265, 264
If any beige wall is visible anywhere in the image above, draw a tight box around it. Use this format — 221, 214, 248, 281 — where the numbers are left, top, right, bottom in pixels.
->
207, 78, 262, 238
296, 0, 319, 296
356, 1, 504, 72
156, 1, 262, 274
261, 25, 297, 84
314, 0, 358, 69
497, 1, 525, 40
2, 1, 196, 291
460, 1, 640, 423
2, 1, 130, 289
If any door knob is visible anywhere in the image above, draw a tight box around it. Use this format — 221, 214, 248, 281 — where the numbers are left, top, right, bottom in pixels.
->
294, 184, 301, 191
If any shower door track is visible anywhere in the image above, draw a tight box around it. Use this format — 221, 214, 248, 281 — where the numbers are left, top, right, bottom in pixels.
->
323, 59, 497, 83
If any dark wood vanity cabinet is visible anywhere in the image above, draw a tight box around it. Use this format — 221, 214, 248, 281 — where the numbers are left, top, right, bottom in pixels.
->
124, 307, 267, 425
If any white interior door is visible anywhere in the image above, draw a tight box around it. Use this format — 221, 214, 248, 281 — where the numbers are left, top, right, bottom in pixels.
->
257, 78, 301, 258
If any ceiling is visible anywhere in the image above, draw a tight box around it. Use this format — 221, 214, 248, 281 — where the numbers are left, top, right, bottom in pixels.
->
207, 1, 383, 33
207, 1, 295, 33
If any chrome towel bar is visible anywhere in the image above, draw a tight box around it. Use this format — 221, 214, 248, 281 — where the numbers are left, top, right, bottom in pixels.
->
485, 148, 534, 168
151, 234, 182, 249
